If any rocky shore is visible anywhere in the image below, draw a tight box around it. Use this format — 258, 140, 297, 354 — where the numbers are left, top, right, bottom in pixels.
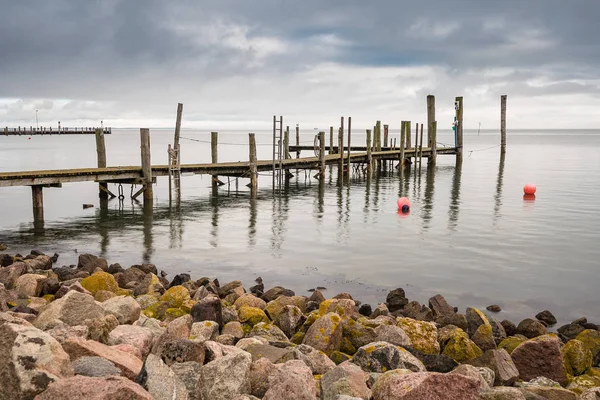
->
1, 250, 600, 399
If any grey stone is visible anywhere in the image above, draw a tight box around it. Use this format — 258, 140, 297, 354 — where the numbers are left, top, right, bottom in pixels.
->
136, 354, 189, 400
469, 349, 519, 386
101, 295, 141, 324
481, 387, 527, 400
200, 351, 252, 400
34, 290, 105, 330
263, 360, 317, 400
352, 341, 425, 373
374, 324, 412, 347
321, 361, 371, 400
171, 361, 202, 400
72, 356, 121, 377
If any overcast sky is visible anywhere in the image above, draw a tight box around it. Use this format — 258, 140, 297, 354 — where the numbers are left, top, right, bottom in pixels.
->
1, 0, 599, 130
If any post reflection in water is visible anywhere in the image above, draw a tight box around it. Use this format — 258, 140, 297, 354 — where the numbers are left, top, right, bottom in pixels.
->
248, 196, 257, 248
210, 190, 219, 248
270, 189, 289, 256
494, 153, 506, 223
98, 197, 110, 258
142, 202, 153, 263
448, 159, 463, 231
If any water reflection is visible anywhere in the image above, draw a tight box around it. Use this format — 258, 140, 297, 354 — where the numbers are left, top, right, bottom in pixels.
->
494, 153, 506, 223
421, 165, 436, 231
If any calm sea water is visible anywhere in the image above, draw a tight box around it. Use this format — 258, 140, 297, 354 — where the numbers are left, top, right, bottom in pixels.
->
1, 128, 599, 326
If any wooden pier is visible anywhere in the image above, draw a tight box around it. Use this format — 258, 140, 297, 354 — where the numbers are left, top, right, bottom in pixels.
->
3, 127, 112, 135
0, 95, 509, 226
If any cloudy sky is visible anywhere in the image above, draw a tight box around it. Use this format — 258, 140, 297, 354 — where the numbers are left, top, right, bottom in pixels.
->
1, 0, 599, 130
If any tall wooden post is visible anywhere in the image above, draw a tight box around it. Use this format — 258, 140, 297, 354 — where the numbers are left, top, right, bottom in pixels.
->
329, 127, 334, 154
95, 128, 108, 199
318, 131, 326, 179
174, 103, 183, 161
418, 123, 424, 172
430, 121, 437, 164
501, 95, 507, 155
31, 186, 44, 223
211, 132, 218, 192
366, 129, 372, 175
427, 95, 435, 148
295, 125, 300, 158
383, 124, 389, 148
400, 122, 407, 167
284, 127, 289, 159
249, 133, 257, 197
338, 117, 344, 182
140, 128, 153, 206
455, 96, 464, 162
346, 117, 352, 181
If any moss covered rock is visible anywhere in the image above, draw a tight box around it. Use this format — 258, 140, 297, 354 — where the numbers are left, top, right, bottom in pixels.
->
164, 307, 187, 321
329, 351, 352, 365
318, 299, 356, 318
80, 271, 118, 295
498, 336, 526, 354
566, 374, 600, 395
42, 294, 55, 303
160, 285, 191, 308
300, 310, 320, 333
264, 295, 306, 320
342, 318, 377, 349
234, 293, 267, 310
396, 317, 440, 355
303, 312, 343, 355
576, 330, 600, 358
239, 306, 270, 326
472, 322, 496, 351
291, 331, 305, 345
249, 322, 289, 342
442, 329, 483, 362
562, 339, 593, 376
142, 300, 170, 320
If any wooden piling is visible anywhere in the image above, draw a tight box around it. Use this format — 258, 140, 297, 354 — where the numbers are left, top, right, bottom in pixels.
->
384, 124, 389, 148
284, 127, 290, 159
427, 95, 435, 148
95, 128, 108, 199
31, 185, 44, 222
455, 96, 464, 162
501, 95, 507, 155
249, 133, 257, 196
174, 103, 183, 160
366, 129, 372, 174
400, 121, 407, 166
295, 125, 300, 158
338, 117, 344, 182
329, 127, 334, 154
346, 117, 352, 181
140, 128, 153, 205
418, 123, 424, 171
431, 121, 437, 164
211, 132, 219, 191
319, 131, 326, 179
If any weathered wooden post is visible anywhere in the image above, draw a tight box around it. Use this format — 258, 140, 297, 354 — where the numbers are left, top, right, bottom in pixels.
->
383, 124, 389, 170
455, 96, 464, 162
338, 117, 344, 182
318, 131, 326, 179
174, 103, 183, 159
211, 132, 219, 192
400, 121, 407, 167
31, 186, 44, 222
140, 128, 153, 206
95, 128, 108, 199
427, 95, 435, 148
284, 126, 290, 159
249, 133, 258, 196
346, 117, 352, 181
418, 123, 424, 172
430, 121, 437, 164
329, 127, 334, 154
501, 95, 507, 155
295, 125, 300, 158
366, 129, 373, 175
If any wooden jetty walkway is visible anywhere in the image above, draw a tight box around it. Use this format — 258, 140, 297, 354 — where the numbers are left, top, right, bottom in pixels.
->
0, 94, 510, 225
3, 127, 112, 135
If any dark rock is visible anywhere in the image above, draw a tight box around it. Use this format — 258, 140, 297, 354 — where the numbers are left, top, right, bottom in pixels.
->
573, 317, 588, 325
308, 290, 326, 304
352, 341, 425, 373
501, 320, 518, 336
429, 294, 455, 318
0, 254, 13, 267
169, 273, 192, 289
488, 316, 508, 344
333, 292, 353, 300
557, 323, 586, 341
191, 294, 223, 328
282, 288, 295, 297
404, 346, 458, 372
50, 253, 59, 263
77, 254, 108, 274
250, 277, 264, 295
511, 334, 567, 386
359, 304, 372, 316
400, 301, 434, 321
30, 250, 45, 256
385, 288, 408, 312
118, 267, 147, 288
133, 263, 158, 275
535, 310, 557, 327
436, 313, 468, 331
10, 304, 38, 315
40, 278, 60, 296
466, 308, 490, 337
305, 301, 319, 313
72, 356, 122, 377
517, 318, 547, 339
53, 266, 78, 282
486, 305, 501, 313
261, 286, 287, 302
158, 339, 205, 366
107, 263, 124, 274
582, 323, 599, 331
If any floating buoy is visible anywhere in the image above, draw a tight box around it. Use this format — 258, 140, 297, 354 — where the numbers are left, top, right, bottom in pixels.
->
523, 184, 536, 195
28, 137, 31, 140
397, 197, 410, 213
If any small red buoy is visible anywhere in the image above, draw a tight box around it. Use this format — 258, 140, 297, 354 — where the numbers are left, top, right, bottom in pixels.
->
523, 184, 536, 195
397, 197, 410, 213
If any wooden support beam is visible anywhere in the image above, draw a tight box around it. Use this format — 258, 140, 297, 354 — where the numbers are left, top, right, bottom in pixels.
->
211, 131, 219, 191
430, 121, 437, 165
295, 125, 300, 158
400, 121, 407, 167
284, 127, 290, 159
501, 95, 507, 155
249, 133, 257, 196
318, 131, 326, 179
338, 117, 344, 182
174, 103, 183, 162
329, 126, 334, 154
455, 96, 464, 162
346, 117, 352, 182
140, 128, 153, 206
366, 129, 372, 175
427, 95, 435, 148
419, 123, 424, 172
95, 128, 108, 199
31, 185, 44, 222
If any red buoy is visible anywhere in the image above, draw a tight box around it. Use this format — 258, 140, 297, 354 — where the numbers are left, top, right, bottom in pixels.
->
397, 197, 410, 213
523, 184, 536, 195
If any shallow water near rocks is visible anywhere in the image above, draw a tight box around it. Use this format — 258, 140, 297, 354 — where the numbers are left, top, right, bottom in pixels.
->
1, 129, 599, 327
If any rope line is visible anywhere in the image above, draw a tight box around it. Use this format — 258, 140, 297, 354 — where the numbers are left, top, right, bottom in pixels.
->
468, 144, 501, 156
